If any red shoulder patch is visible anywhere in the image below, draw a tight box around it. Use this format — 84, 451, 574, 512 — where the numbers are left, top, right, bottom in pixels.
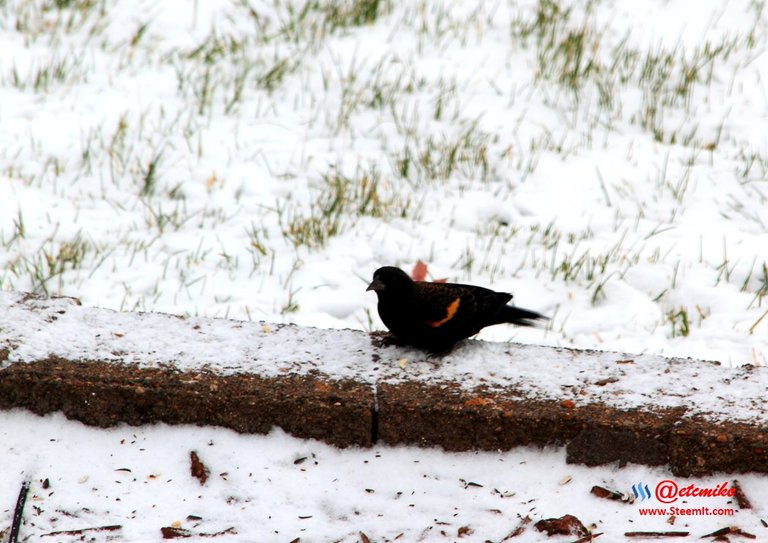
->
425, 297, 460, 327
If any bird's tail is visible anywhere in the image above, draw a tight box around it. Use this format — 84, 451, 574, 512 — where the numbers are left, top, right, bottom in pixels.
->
497, 305, 548, 327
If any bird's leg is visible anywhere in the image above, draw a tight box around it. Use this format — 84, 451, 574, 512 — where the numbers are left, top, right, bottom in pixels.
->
425, 341, 462, 359
369, 331, 411, 349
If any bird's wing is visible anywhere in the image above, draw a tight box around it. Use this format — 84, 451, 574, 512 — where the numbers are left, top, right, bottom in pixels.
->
416, 282, 511, 328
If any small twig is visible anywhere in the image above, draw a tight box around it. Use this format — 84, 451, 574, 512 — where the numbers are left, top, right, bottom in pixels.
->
701, 526, 756, 539
571, 533, 603, 543
625, 532, 689, 538
591, 485, 629, 502
161, 526, 237, 539
732, 480, 752, 509
43, 525, 122, 537
9, 480, 30, 543
200, 526, 237, 538
500, 516, 532, 540
162, 526, 191, 539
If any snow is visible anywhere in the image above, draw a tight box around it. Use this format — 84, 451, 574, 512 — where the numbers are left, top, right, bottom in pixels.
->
2, 0, 768, 539
1, 411, 766, 542
2, 290, 765, 425
0, 0, 766, 365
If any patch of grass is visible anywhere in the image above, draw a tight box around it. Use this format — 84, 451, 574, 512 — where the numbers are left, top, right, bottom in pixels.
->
281, 287, 301, 314
714, 238, 737, 285
245, 222, 274, 274
8, 52, 88, 91
0, 208, 27, 248
667, 305, 691, 338
7, 232, 91, 295
140, 150, 163, 197
9, 0, 105, 39
512, 0, 600, 93
510, 0, 750, 145
747, 262, 768, 309
267, 0, 390, 49
401, 1, 494, 45
320, 57, 429, 132
323, 0, 383, 29
552, 249, 610, 284
736, 147, 768, 184
282, 165, 413, 249
632, 37, 739, 142
392, 119, 494, 184
140, 198, 198, 235
174, 28, 302, 115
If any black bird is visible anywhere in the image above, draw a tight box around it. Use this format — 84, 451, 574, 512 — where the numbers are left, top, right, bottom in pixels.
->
366, 266, 547, 351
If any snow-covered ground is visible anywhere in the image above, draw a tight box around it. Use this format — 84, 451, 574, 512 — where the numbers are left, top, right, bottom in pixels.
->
1, 0, 768, 540
2, 290, 765, 424
1, 411, 766, 542
1, 0, 767, 365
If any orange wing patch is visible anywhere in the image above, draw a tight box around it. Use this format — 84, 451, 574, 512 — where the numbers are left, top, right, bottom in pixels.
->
425, 298, 460, 327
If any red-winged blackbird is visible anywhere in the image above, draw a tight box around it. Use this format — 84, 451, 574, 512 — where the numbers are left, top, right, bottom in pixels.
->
366, 266, 547, 351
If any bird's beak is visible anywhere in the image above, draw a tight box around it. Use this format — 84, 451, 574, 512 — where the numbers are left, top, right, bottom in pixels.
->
366, 279, 385, 292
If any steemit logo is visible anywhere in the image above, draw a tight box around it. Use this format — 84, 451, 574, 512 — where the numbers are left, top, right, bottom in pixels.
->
632, 483, 652, 501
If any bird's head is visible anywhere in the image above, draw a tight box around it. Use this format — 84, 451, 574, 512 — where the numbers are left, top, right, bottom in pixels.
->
366, 266, 414, 297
